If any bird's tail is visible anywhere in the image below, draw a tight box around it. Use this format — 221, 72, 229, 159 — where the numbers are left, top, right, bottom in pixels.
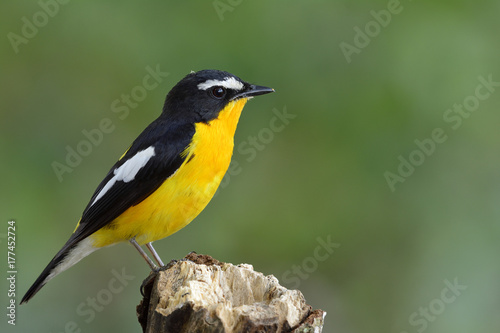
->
20, 237, 97, 304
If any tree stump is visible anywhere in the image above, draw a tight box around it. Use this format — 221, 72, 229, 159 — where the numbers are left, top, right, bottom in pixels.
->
137, 252, 326, 333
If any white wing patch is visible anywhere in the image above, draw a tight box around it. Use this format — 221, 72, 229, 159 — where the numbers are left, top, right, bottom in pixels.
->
197, 77, 244, 91
91, 146, 156, 207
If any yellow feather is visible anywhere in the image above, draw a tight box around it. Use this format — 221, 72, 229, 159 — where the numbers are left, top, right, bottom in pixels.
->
90, 98, 248, 247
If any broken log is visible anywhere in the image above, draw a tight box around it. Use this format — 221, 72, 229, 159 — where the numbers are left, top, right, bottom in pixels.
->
137, 252, 326, 333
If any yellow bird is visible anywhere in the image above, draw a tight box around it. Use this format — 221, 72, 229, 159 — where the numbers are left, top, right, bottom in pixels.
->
21, 69, 274, 304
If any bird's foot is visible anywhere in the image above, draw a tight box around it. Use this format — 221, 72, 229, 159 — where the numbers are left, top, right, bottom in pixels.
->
139, 259, 179, 297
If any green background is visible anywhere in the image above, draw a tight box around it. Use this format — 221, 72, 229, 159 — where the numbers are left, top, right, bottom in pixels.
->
2, 1, 500, 332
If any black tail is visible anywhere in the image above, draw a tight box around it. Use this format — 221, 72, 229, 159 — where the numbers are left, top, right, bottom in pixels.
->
20, 247, 69, 304
20, 236, 96, 304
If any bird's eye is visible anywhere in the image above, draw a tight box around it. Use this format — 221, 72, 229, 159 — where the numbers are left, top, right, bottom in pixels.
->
211, 86, 226, 99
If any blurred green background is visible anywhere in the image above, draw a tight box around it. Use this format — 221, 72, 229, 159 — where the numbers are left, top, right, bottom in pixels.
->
2, 1, 500, 332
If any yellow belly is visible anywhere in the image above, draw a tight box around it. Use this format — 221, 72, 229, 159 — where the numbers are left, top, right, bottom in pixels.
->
90, 98, 248, 247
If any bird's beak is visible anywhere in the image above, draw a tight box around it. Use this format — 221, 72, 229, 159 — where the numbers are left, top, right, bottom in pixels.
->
231, 84, 275, 101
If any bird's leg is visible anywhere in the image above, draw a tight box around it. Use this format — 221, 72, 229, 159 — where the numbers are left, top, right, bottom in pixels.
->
146, 242, 165, 267
129, 238, 158, 271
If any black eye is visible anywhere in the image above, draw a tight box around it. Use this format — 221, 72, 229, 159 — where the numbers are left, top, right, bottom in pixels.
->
211, 86, 226, 99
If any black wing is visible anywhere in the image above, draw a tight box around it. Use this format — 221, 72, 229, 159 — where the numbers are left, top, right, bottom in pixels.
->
70, 119, 195, 244
20, 120, 195, 304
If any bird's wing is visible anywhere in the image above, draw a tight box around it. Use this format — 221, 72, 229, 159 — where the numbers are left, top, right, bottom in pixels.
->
70, 121, 194, 244
20, 121, 194, 304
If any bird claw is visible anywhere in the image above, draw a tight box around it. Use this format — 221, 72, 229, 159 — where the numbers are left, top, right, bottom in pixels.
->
139, 259, 179, 297
140, 271, 157, 297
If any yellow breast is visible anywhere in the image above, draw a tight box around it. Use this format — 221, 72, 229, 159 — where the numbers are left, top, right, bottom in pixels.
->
90, 98, 248, 247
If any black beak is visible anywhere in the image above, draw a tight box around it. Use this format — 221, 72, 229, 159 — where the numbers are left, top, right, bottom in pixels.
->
231, 84, 275, 101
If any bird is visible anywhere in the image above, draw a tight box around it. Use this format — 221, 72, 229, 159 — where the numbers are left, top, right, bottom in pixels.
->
21, 69, 274, 304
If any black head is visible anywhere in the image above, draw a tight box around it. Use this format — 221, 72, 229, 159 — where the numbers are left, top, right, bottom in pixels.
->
162, 70, 274, 123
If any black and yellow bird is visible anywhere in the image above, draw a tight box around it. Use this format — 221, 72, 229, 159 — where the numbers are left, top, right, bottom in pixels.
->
21, 70, 274, 304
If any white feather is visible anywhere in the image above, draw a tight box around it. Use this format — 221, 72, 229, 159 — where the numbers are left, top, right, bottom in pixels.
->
91, 146, 155, 206
197, 77, 244, 91
44, 237, 98, 285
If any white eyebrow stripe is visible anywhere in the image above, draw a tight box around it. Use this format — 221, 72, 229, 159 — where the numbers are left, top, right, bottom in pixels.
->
197, 77, 244, 91
91, 146, 156, 206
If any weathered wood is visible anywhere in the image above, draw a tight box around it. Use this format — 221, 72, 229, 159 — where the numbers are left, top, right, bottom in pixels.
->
137, 253, 326, 333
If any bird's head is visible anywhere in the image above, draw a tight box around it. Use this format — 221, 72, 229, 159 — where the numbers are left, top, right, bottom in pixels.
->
163, 70, 274, 123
